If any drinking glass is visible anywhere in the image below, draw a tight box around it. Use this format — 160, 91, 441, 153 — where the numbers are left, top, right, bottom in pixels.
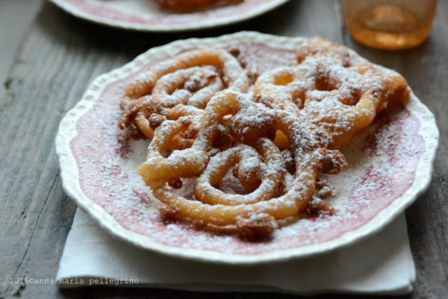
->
344, 0, 438, 50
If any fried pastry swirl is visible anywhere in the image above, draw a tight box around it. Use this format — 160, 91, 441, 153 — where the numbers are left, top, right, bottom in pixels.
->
119, 48, 249, 139
139, 91, 347, 239
254, 38, 409, 149
119, 38, 409, 239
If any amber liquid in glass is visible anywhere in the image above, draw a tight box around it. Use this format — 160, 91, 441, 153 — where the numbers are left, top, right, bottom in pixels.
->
345, 3, 435, 50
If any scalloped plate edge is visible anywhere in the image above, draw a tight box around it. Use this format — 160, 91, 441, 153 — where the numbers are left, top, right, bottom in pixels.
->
55, 31, 439, 264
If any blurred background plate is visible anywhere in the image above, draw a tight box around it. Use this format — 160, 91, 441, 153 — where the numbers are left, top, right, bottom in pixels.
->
49, 0, 289, 31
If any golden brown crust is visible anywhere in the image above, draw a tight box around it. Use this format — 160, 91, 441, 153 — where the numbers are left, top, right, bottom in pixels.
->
118, 39, 409, 240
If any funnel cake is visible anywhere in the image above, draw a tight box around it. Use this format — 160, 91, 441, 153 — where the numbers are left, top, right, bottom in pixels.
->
120, 38, 410, 239
119, 49, 249, 139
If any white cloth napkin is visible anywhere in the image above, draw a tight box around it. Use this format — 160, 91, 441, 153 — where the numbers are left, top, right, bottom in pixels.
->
56, 209, 415, 295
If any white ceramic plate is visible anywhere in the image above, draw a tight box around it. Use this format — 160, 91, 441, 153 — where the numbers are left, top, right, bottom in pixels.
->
49, 0, 289, 32
56, 32, 439, 264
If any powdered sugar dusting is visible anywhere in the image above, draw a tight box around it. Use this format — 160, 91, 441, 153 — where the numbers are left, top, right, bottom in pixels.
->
69, 40, 425, 256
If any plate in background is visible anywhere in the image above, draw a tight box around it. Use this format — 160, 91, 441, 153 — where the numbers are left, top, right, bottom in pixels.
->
50, 0, 289, 31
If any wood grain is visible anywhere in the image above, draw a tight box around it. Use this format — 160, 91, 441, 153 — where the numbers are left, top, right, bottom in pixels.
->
0, 0, 42, 97
0, 0, 446, 298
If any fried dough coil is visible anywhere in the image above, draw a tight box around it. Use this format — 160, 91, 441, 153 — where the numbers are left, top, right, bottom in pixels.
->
119, 39, 411, 239
195, 139, 285, 205
149, 91, 347, 238
151, 66, 224, 109
138, 114, 212, 187
120, 49, 249, 139
125, 49, 249, 99
253, 66, 308, 114
296, 37, 351, 66
254, 44, 409, 149
300, 63, 409, 148
138, 91, 245, 187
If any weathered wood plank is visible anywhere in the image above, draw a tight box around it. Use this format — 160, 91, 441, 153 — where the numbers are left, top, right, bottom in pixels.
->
0, 2, 164, 298
0, 0, 43, 97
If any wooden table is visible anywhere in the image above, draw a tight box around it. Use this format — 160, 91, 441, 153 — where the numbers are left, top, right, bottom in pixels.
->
0, 1, 447, 298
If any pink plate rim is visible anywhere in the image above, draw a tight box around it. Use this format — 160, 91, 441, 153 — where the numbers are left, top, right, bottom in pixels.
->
55, 32, 439, 264
49, 0, 289, 32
